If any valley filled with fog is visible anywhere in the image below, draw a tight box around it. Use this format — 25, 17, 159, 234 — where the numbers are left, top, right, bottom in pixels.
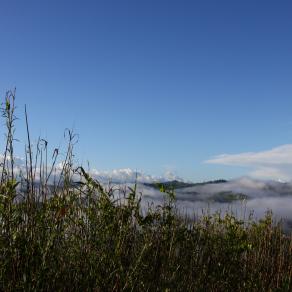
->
120, 177, 292, 232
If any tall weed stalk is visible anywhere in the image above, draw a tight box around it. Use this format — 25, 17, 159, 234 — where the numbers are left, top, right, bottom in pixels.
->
0, 91, 291, 291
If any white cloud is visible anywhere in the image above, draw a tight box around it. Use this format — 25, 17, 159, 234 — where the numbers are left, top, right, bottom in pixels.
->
90, 168, 184, 183
205, 144, 292, 181
0, 154, 184, 184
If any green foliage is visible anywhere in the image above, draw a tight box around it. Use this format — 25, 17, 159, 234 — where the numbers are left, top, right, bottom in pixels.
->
0, 91, 292, 291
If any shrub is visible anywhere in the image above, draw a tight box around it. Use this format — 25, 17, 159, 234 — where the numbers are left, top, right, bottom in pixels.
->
0, 90, 291, 291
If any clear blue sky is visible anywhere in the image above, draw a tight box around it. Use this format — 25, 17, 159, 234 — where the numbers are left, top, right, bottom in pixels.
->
0, 0, 292, 181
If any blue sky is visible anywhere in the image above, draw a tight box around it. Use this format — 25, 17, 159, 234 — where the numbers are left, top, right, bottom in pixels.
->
0, 0, 292, 182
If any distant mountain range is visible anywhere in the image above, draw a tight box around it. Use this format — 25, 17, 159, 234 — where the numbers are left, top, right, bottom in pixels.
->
143, 179, 228, 190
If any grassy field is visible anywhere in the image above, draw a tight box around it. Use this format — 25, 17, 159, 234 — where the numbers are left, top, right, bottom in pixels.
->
1, 91, 292, 291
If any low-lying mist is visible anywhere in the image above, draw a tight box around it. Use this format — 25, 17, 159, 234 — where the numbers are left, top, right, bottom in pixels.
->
120, 177, 292, 232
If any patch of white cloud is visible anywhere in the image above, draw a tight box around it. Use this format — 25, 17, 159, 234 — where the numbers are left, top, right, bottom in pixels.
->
205, 144, 292, 181
0, 154, 184, 184
90, 168, 184, 183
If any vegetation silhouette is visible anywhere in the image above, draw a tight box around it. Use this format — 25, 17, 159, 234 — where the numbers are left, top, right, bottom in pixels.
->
0, 90, 292, 291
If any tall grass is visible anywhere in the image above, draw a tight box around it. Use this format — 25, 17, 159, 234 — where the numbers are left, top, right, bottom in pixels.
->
0, 90, 292, 291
